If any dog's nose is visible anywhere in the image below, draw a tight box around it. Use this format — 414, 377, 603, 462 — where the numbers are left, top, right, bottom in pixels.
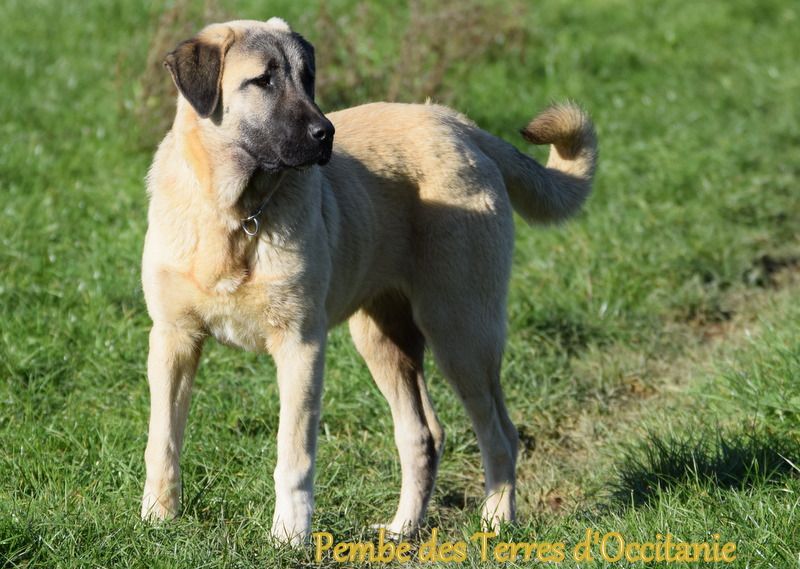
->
308, 119, 334, 142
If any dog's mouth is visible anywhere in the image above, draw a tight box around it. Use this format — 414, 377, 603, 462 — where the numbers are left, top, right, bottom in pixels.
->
316, 146, 332, 166
288, 146, 333, 170
240, 142, 332, 173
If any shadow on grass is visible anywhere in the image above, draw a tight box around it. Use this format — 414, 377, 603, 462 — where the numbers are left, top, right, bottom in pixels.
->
611, 428, 800, 507
438, 489, 480, 512
514, 307, 611, 357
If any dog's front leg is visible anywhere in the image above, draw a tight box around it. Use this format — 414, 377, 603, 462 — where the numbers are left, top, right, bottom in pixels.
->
269, 328, 326, 545
141, 322, 203, 521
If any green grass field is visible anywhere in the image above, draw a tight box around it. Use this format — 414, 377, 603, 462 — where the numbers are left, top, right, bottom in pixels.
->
1, 0, 799, 567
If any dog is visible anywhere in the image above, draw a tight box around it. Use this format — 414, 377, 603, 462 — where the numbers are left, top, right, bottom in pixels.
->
140, 17, 597, 544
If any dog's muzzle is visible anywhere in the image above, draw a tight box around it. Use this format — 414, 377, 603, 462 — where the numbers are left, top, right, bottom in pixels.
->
309, 118, 334, 166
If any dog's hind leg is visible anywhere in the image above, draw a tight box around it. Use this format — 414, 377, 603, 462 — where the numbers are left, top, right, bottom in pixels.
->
349, 293, 444, 537
405, 150, 519, 530
417, 306, 519, 530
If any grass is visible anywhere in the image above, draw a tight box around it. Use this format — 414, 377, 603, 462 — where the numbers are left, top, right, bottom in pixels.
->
1, 0, 799, 566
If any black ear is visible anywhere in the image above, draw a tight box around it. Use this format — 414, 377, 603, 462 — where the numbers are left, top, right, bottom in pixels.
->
164, 29, 233, 118
292, 32, 316, 72
291, 32, 316, 98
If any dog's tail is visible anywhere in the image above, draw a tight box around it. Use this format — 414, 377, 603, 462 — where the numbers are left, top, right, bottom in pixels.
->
476, 103, 597, 224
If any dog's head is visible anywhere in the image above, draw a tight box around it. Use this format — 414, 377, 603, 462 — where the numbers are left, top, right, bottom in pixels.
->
164, 18, 334, 172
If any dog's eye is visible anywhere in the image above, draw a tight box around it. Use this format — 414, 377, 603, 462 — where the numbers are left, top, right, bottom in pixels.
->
251, 73, 273, 88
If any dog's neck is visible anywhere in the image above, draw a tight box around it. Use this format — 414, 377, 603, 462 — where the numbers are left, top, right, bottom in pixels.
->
171, 104, 287, 232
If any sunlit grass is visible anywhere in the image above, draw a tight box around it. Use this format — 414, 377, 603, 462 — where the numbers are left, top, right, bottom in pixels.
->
1, 0, 799, 566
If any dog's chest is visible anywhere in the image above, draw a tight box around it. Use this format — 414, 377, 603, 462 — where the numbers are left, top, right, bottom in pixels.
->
201, 289, 268, 352
195, 258, 306, 354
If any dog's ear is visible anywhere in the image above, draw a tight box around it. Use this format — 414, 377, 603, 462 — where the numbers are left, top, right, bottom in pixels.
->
164, 27, 234, 119
265, 17, 292, 32
292, 33, 316, 98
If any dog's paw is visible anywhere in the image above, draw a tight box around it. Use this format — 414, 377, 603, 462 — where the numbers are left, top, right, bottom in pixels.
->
270, 521, 310, 547
141, 483, 180, 521
271, 490, 313, 546
370, 521, 418, 541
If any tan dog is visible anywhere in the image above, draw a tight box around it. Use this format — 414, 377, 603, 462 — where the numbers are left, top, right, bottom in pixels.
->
141, 17, 597, 544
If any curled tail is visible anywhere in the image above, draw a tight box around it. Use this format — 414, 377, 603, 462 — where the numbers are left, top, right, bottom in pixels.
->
476, 102, 597, 224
